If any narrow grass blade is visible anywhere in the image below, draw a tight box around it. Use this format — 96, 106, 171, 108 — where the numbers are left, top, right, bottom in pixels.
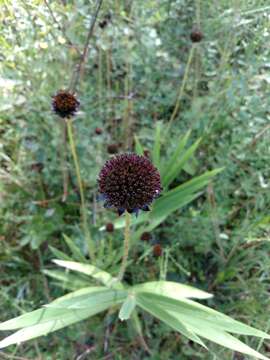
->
63, 234, 86, 263
49, 246, 71, 261
152, 122, 162, 168
163, 139, 201, 188
161, 130, 190, 180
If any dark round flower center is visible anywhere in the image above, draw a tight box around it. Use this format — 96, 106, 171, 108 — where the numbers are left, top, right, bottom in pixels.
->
190, 29, 203, 43
98, 153, 162, 215
52, 91, 80, 118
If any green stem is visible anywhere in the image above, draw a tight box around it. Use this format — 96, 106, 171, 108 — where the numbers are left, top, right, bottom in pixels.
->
66, 119, 95, 260
118, 211, 131, 281
165, 46, 195, 137
60, 119, 69, 202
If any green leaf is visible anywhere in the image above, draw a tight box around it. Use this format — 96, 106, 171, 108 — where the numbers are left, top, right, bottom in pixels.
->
178, 319, 270, 360
49, 246, 71, 261
53, 259, 121, 288
0, 287, 127, 349
0, 287, 116, 330
137, 295, 206, 348
183, 155, 198, 175
133, 281, 212, 300
63, 234, 86, 263
152, 122, 162, 168
134, 135, 144, 155
43, 269, 89, 290
162, 138, 201, 188
119, 293, 136, 321
160, 130, 190, 180
137, 292, 270, 360
163, 168, 223, 200
138, 292, 270, 339
0, 302, 112, 349
147, 193, 201, 229
46, 287, 127, 309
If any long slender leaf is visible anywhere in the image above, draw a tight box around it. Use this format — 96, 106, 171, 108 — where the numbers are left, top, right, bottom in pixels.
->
0, 287, 127, 348
0, 304, 111, 349
46, 288, 126, 309
43, 269, 90, 289
163, 139, 201, 188
63, 234, 86, 263
133, 281, 212, 300
137, 296, 206, 348
0, 287, 117, 330
175, 317, 270, 360
137, 293, 270, 339
137, 293, 270, 360
53, 259, 120, 288
49, 246, 72, 261
160, 130, 191, 179
147, 192, 202, 229
163, 168, 223, 200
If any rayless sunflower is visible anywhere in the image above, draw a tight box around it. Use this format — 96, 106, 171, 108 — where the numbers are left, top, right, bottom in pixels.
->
98, 153, 162, 216
52, 90, 80, 118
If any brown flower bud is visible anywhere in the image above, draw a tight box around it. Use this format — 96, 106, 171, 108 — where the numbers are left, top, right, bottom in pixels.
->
153, 244, 163, 257
190, 29, 203, 43
140, 232, 151, 242
105, 223, 114, 233
95, 127, 103, 135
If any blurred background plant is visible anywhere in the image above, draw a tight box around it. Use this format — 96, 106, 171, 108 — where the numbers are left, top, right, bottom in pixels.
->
1, 0, 270, 359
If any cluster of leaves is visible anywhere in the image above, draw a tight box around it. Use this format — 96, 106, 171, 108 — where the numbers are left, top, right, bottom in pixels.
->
1, 259, 269, 360
1, 0, 270, 359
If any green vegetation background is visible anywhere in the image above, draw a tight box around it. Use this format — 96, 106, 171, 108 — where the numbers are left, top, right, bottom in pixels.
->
1, 0, 270, 359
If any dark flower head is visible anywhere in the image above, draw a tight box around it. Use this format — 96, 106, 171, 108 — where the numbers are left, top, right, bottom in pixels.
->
140, 232, 151, 242
95, 127, 103, 135
105, 222, 114, 233
107, 143, 119, 154
52, 90, 80, 118
153, 244, 162, 257
190, 29, 203, 43
98, 153, 162, 216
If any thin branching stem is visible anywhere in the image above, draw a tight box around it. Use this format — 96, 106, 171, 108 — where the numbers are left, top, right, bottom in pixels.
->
70, 0, 104, 92
66, 119, 95, 260
118, 212, 131, 282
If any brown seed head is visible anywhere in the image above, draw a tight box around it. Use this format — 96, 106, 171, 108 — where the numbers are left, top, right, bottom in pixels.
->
107, 144, 119, 154
153, 244, 163, 257
140, 232, 152, 242
190, 29, 203, 43
105, 223, 114, 233
95, 127, 103, 135
98, 153, 162, 215
52, 90, 80, 118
